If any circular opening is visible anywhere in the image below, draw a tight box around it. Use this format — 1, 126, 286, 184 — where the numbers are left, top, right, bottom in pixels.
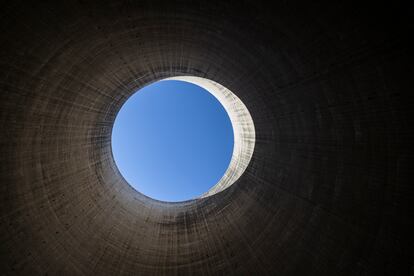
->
112, 80, 234, 202
112, 76, 255, 202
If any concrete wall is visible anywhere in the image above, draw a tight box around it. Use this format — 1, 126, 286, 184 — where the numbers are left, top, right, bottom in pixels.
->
0, 1, 412, 275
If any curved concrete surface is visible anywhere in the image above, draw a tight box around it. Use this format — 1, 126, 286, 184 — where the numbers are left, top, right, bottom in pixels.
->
0, 1, 412, 275
164, 76, 255, 198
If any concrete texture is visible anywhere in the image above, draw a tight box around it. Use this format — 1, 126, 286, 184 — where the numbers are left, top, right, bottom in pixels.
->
0, 1, 413, 275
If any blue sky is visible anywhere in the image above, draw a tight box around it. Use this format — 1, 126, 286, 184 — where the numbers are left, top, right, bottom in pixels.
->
111, 80, 234, 202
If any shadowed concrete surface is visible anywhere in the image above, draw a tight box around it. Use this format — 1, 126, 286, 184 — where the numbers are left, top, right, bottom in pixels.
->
0, 1, 413, 275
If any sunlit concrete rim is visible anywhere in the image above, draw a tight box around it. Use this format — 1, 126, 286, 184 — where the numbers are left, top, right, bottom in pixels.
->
164, 76, 256, 198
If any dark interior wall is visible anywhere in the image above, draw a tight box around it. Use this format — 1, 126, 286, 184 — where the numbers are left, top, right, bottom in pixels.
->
0, 1, 412, 275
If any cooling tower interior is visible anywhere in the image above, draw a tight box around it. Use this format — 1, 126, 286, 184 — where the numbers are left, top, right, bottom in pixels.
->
0, 1, 412, 275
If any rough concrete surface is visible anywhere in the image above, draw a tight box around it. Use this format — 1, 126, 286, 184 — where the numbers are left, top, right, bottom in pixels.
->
0, 1, 413, 275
